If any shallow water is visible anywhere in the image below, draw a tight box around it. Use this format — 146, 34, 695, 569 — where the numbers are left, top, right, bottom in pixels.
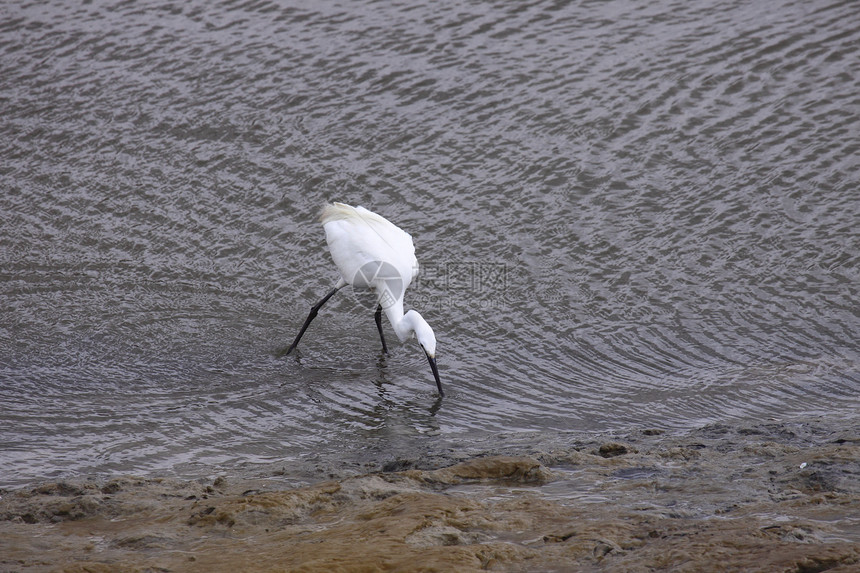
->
1, 0, 859, 488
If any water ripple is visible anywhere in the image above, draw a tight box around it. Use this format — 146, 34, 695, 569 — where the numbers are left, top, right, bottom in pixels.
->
1, 0, 858, 486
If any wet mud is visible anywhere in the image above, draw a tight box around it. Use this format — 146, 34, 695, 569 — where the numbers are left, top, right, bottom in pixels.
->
2, 418, 859, 572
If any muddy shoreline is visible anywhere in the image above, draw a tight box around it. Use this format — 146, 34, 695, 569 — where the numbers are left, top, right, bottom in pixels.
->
2, 417, 859, 572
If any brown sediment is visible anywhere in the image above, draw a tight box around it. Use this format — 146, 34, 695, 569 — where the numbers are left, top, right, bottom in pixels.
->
2, 426, 859, 572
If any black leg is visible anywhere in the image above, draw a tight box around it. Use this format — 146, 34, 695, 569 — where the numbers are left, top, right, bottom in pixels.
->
282, 286, 341, 356
375, 304, 389, 354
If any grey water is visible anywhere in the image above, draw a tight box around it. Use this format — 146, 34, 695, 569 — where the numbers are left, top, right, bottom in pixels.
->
1, 0, 858, 488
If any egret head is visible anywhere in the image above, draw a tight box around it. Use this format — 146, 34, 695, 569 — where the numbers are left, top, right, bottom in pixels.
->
408, 310, 436, 355
405, 310, 443, 397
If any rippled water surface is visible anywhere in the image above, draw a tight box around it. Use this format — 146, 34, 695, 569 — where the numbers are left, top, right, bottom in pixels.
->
2, 0, 858, 487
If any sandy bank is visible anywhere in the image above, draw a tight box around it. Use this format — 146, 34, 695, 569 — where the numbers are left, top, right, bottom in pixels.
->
2, 419, 859, 572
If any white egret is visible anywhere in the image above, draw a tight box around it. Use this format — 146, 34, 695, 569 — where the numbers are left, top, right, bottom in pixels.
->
284, 202, 444, 397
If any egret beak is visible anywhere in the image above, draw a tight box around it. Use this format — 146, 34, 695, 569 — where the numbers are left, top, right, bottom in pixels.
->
423, 349, 444, 397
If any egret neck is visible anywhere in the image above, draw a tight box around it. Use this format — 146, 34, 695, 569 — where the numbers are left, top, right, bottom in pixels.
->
383, 301, 443, 396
